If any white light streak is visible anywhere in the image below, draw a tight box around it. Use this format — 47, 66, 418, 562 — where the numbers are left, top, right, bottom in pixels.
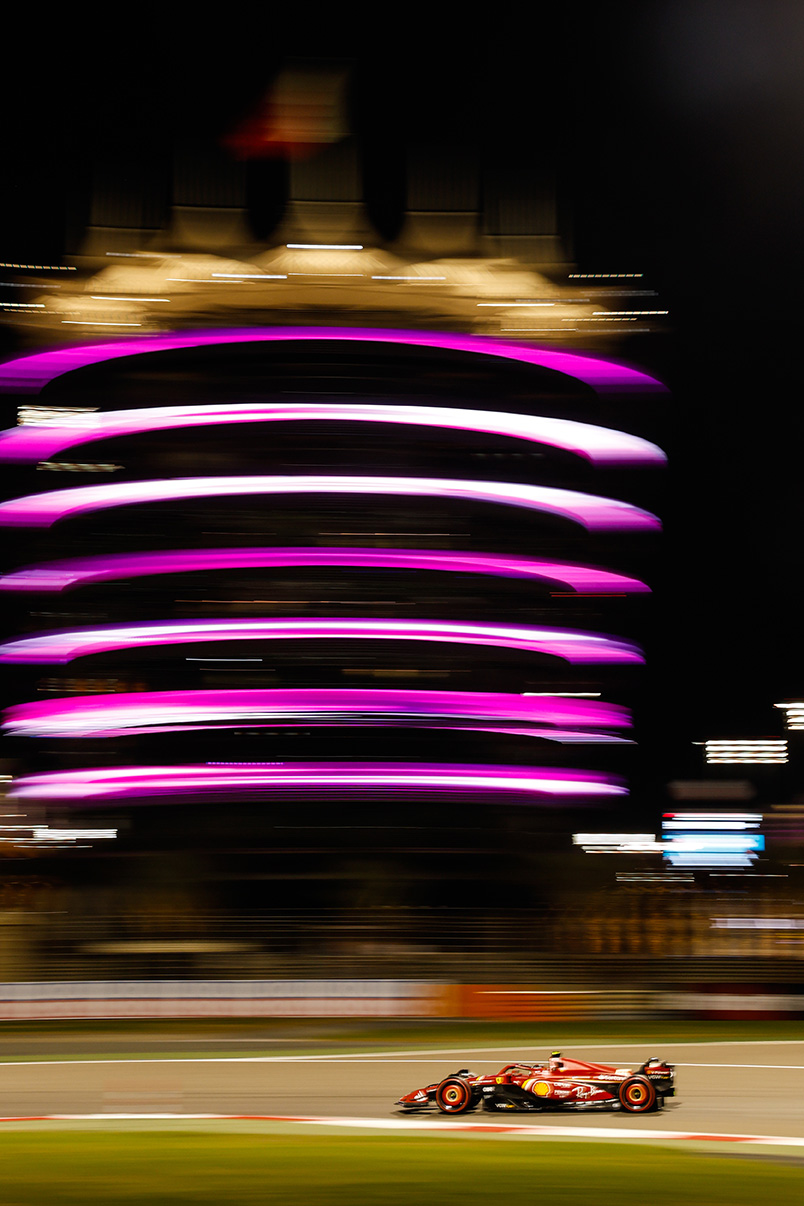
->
37, 462, 121, 473
665, 835, 763, 851
0, 823, 117, 844
706, 757, 788, 764
90, 296, 171, 303
704, 739, 787, 764
664, 813, 762, 822
712, 917, 804, 930
61, 321, 142, 327
286, 244, 363, 250
17, 406, 97, 425
774, 703, 804, 730
665, 853, 756, 867
663, 820, 758, 830
573, 832, 660, 854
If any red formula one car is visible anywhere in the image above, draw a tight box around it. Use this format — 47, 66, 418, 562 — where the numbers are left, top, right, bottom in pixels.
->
397, 1051, 675, 1115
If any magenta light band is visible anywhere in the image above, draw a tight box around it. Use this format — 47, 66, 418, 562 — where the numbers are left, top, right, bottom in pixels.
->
0, 327, 666, 397
20, 721, 631, 743
3, 688, 630, 738
0, 475, 661, 531
0, 547, 650, 595
0, 401, 665, 467
449, 726, 631, 745
9, 762, 628, 802
0, 617, 643, 666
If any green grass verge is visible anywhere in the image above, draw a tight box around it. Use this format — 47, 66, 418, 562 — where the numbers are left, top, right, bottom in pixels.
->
0, 1132, 801, 1204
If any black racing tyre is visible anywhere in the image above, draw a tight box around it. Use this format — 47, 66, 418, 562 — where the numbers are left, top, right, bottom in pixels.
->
619, 1075, 657, 1113
435, 1076, 475, 1114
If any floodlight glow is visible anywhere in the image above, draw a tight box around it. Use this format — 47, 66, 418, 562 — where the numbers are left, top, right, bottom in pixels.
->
0, 326, 667, 396
0, 475, 661, 531
8, 763, 627, 802
0, 618, 643, 666
0, 401, 665, 466
3, 688, 631, 739
0, 547, 650, 595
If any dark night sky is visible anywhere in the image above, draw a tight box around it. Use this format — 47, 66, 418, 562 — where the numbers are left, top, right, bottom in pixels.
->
3, 4, 804, 782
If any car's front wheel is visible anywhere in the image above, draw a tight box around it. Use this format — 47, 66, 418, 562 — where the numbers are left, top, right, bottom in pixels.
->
619, 1075, 657, 1113
435, 1076, 476, 1114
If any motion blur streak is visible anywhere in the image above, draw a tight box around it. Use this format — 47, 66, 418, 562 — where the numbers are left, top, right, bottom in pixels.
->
2, 688, 631, 738
0, 401, 666, 466
8, 763, 627, 802
0, 547, 650, 594
0, 326, 668, 396
0, 475, 662, 531
0, 618, 644, 666
7, 723, 631, 743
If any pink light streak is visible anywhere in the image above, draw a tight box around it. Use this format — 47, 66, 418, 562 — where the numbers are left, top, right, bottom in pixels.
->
8, 762, 628, 802
3, 688, 631, 739
0, 547, 650, 594
0, 327, 667, 396
0, 475, 661, 531
0, 617, 644, 666
0, 401, 665, 466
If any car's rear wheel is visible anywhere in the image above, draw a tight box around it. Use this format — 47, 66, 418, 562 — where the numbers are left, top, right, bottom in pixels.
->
619, 1075, 657, 1113
435, 1076, 475, 1114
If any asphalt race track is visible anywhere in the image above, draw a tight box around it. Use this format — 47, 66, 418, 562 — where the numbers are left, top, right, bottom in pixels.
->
1, 1042, 803, 1138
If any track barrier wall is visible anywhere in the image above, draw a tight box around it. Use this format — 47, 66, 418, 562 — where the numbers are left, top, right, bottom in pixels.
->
2, 981, 801, 1021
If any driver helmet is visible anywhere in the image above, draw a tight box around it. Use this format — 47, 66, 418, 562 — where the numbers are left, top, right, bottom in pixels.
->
548, 1050, 563, 1072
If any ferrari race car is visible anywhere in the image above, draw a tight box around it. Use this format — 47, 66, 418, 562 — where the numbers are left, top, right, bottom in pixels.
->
397, 1051, 675, 1115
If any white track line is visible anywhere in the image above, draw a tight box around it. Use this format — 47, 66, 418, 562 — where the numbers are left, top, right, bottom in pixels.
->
2, 1039, 804, 1069
1, 1112, 803, 1148
681, 1062, 804, 1070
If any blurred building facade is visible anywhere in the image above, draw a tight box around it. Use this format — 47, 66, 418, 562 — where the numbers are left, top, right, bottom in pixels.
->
1, 56, 802, 1014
